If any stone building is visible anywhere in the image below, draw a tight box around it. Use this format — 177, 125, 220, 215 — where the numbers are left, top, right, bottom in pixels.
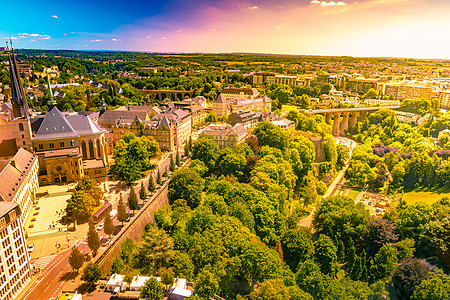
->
199, 123, 248, 149
213, 92, 272, 118
0, 148, 39, 222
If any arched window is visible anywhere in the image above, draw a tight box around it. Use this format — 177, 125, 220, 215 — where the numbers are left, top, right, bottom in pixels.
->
81, 141, 87, 159
89, 140, 95, 159
19, 123, 24, 131
96, 139, 101, 157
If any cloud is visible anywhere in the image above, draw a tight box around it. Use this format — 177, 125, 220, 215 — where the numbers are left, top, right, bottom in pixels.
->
146, 35, 151, 38
161, 37, 166, 40
111, 38, 122, 41
275, 23, 288, 31
248, 6, 259, 10
311, 0, 346, 6
38, 36, 51, 40
90, 39, 104, 42
52, 15, 58, 19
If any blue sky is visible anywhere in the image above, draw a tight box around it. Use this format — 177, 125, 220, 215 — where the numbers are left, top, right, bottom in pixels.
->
2, 0, 450, 59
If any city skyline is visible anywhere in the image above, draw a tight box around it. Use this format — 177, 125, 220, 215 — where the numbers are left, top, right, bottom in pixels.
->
2, 0, 450, 59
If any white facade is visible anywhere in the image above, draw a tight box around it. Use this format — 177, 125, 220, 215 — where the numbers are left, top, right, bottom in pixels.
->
0, 203, 31, 300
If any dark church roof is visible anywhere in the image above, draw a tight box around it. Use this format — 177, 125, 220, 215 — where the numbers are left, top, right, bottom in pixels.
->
65, 115, 103, 135
34, 106, 79, 141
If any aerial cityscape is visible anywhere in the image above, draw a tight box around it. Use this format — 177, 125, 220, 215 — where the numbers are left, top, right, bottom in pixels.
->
1, 1, 450, 300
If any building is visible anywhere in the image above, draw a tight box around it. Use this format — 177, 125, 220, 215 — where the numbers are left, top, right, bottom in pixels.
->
362, 99, 400, 106
0, 148, 39, 222
130, 275, 161, 292
16, 64, 33, 77
0, 202, 31, 300
439, 90, 450, 109
199, 123, 248, 149
394, 111, 421, 125
383, 82, 433, 100
228, 110, 275, 129
148, 109, 191, 147
271, 119, 295, 131
160, 96, 209, 126
212, 93, 272, 118
219, 87, 260, 101
106, 273, 124, 292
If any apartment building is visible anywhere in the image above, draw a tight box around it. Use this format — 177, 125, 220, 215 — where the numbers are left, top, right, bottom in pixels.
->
199, 123, 248, 149
439, 90, 450, 109
0, 148, 39, 222
0, 202, 31, 300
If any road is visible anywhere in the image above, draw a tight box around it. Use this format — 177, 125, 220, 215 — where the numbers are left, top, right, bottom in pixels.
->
18, 151, 178, 300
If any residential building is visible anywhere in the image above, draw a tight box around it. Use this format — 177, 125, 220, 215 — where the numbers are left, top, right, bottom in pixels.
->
394, 111, 421, 125
219, 87, 260, 101
213, 93, 272, 118
16, 64, 33, 77
0, 148, 39, 222
439, 90, 450, 109
130, 275, 161, 292
362, 99, 400, 106
383, 82, 433, 100
199, 123, 248, 149
0, 202, 31, 300
228, 110, 275, 129
160, 96, 209, 126
271, 119, 295, 131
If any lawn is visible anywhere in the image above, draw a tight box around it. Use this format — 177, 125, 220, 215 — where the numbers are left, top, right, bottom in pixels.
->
347, 189, 361, 201
281, 105, 298, 112
402, 191, 449, 205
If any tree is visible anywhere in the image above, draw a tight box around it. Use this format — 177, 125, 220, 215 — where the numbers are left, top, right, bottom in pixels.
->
87, 220, 100, 256
156, 168, 162, 185
250, 278, 313, 300
69, 246, 84, 273
140, 277, 164, 300
314, 235, 338, 276
395, 238, 415, 260
82, 263, 101, 285
176, 149, 181, 167
163, 166, 168, 177
253, 121, 288, 150
140, 182, 147, 201
148, 176, 155, 193
196, 269, 219, 299
205, 111, 217, 123
111, 133, 161, 184
168, 168, 205, 208
104, 212, 114, 239
192, 134, 219, 171
134, 226, 176, 274
66, 190, 96, 223
184, 142, 190, 157
170, 154, 176, 172
370, 244, 398, 282
161, 268, 175, 291
412, 273, 450, 300
117, 195, 127, 226
172, 252, 195, 280
280, 227, 314, 272
111, 256, 124, 274
392, 258, 431, 299
128, 187, 139, 214
364, 218, 398, 257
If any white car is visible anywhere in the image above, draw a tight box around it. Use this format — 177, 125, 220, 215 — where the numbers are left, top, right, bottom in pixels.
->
96, 223, 104, 231
110, 209, 117, 219
28, 243, 35, 253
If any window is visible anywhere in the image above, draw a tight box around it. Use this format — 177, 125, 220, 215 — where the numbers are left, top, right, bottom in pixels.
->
21, 135, 24, 138
38, 144, 43, 150
89, 140, 94, 158
96, 139, 101, 157
81, 141, 87, 159
9, 211, 16, 221
18, 123, 24, 131
60, 142, 64, 147
49, 143, 54, 149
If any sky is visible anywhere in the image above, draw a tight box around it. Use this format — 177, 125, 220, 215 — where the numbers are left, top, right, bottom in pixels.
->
1, 0, 450, 59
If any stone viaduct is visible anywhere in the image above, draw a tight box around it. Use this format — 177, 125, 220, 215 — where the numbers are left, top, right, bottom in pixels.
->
305, 106, 400, 136
138, 89, 194, 101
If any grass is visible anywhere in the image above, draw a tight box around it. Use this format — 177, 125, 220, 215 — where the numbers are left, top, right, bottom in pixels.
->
281, 105, 298, 112
347, 189, 361, 201
401, 191, 449, 205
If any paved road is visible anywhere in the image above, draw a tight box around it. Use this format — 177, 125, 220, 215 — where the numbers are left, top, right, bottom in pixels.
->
18, 152, 179, 300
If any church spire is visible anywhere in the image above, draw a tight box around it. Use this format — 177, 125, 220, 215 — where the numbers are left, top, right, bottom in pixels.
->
7, 45, 30, 119
46, 74, 57, 108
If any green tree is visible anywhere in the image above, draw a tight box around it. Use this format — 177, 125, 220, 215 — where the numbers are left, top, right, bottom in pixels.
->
250, 278, 313, 300
412, 273, 450, 300
117, 195, 127, 226
81, 263, 102, 285
66, 190, 96, 223
176, 149, 181, 167
280, 227, 314, 272
111, 256, 124, 274
172, 252, 195, 280
196, 269, 219, 299
134, 227, 176, 274
370, 244, 398, 282
392, 258, 431, 299
156, 168, 162, 185
148, 176, 156, 192
69, 246, 84, 273
140, 277, 164, 300
254, 121, 288, 150
163, 166, 168, 177
184, 142, 190, 157
168, 168, 205, 208
161, 268, 175, 291
140, 182, 147, 201
205, 111, 217, 123
192, 134, 219, 171
314, 235, 338, 276
104, 212, 114, 239
87, 219, 100, 256
170, 154, 176, 172
128, 187, 139, 214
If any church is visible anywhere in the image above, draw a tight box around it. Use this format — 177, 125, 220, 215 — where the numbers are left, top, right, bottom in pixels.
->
0, 49, 108, 184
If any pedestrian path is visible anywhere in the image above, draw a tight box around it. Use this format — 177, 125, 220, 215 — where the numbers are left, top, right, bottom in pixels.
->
30, 255, 57, 270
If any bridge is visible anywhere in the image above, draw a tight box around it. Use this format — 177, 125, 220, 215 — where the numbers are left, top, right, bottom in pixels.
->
305, 106, 400, 136
138, 89, 194, 101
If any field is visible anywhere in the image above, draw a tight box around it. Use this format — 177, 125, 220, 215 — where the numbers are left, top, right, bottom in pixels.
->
281, 105, 298, 112
402, 191, 449, 205
347, 189, 361, 201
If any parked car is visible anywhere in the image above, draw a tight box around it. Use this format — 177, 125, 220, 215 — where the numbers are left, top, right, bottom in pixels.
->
110, 209, 117, 219
101, 238, 111, 247
28, 243, 35, 253
113, 225, 122, 236
96, 223, 104, 231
